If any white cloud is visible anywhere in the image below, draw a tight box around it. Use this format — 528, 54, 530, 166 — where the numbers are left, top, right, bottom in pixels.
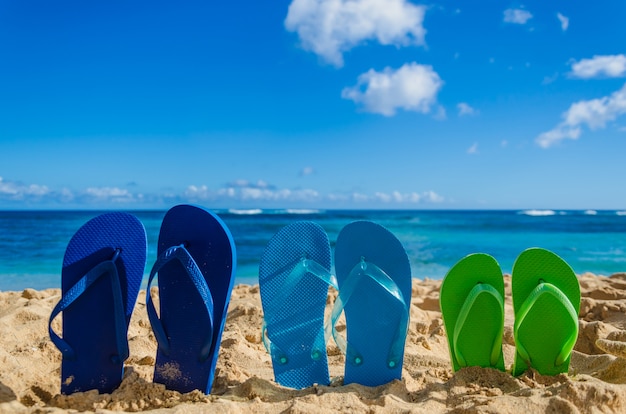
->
285, 0, 427, 67
349, 193, 369, 202
503, 8, 533, 24
186, 182, 321, 203
570, 55, 626, 79
557, 12, 569, 31
467, 142, 479, 154
372, 190, 443, 204
226, 179, 273, 189
84, 187, 130, 198
374, 192, 392, 203
457, 102, 478, 116
341, 62, 443, 116
83, 187, 137, 203
422, 190, 444, 203
300, 166, 315, 176
536, 82, 626, 148
536, 126, 581, 148
0, 177, 50, 200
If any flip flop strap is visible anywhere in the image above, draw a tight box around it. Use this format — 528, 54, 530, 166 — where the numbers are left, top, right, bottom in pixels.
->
262, 256, 337, 364
514, 282, 579, 367
146, 244, 215, 362
49, 249, 128, 364
453, 283, 504, 368
330, 258, 409, 369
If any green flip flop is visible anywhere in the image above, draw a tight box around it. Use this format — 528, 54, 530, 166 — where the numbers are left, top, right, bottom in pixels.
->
511, 248, 580, 377
440, 253, 505, 372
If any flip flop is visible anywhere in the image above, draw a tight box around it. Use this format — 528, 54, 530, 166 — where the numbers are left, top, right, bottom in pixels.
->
146, 204, 236, 393
440, 254, 505, 372
49, 212, 147, 394
511, 248, 580, 376
259, 221, 335, 389
333, 221, 411, 386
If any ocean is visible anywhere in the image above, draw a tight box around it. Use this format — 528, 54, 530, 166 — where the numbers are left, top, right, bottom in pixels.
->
1, 209, 626, 292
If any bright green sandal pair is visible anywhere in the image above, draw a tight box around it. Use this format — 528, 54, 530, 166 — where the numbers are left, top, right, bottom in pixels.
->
440, 248, 580, 376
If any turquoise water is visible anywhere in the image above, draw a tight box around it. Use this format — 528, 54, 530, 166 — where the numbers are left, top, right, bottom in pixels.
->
1, 209, 626, 291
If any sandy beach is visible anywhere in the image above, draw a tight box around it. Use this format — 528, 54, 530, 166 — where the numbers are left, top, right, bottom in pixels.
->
2, 273, 626, 413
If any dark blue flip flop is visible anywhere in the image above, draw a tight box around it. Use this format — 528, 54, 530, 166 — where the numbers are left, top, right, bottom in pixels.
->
146, 204, 236, 394
333, 221, 411, 386
49, 212, 147, 394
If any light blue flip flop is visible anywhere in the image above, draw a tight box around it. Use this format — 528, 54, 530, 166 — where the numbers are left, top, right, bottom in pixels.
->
146, 204, 236, 394
333, 221, 411, 386
49, 212, 147, 394
259, 221, 335, 389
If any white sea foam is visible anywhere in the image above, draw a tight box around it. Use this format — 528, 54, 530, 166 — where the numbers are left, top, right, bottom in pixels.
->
617, 211, 626, 216
520, 209, 556, 216
584, 210, 598, 215
228, 208, 263, 215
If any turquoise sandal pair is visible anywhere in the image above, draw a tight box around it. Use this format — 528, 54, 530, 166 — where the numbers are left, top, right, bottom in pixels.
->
259, 221, 411, 389
440, 249, 580, 376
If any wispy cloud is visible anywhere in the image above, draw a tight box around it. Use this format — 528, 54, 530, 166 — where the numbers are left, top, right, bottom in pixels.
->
299, 166, 315, 176
536, 83, 626, 148
285, 0, 426, 67
457, 102, 478, 116
503, 8, 533, 25
569, 55, 626, 79
542, 72, 559, 85
467, 142, 479, 154
557, 12, 569, 31
341, 62, 443, 116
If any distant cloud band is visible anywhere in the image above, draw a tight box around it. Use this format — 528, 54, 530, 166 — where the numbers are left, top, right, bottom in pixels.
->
0, 176, 445, 207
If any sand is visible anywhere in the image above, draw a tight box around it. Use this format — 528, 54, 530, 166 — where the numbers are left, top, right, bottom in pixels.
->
2, 273, 626, 413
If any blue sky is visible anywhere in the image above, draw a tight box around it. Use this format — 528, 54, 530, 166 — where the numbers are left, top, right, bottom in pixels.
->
1, 0, 625, 209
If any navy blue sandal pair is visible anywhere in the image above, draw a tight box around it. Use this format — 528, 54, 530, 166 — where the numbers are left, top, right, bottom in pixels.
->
259, 221, 412, 389
48, 205, 236, 395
